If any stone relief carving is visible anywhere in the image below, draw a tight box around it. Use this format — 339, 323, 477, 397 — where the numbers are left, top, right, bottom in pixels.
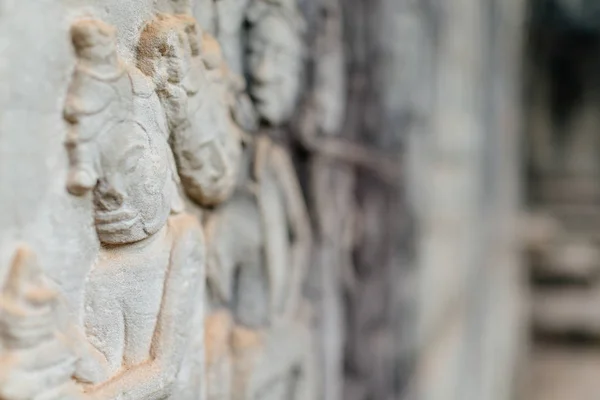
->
1, 1, 319, 398
64, 17, 206, 399
136, 14, 257, 400
137, 14, 244, 208
198, 0, 321, 397
245, 0, 305, 126
0, 245, 81, 400
141, 0, 318, 398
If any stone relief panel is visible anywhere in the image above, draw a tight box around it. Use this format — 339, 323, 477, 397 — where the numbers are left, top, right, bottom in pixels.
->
1, 0, 322, 399
195, 0, 319, 399
203, 136, 315, 400
294, 2, 352, 399
136, 13, 243, 207
201, 5, 316, 399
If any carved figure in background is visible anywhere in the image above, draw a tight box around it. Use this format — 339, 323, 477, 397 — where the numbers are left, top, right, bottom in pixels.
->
0, 246, 82, 400
64, 18, 205, 399
137, 14, 243, 207
204, 133, 315, 400
246, 0, 305, 125
291, 1, 355, 399
193, 1, 318, 397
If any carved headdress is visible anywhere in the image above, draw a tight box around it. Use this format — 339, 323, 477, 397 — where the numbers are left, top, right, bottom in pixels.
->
137, 13, 201, 89
64, 19, 130, 195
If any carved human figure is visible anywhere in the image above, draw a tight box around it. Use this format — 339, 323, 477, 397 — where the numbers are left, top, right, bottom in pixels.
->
245, 0, 305, 125
192, 1, 316, 397
137, 16, 253, 400
64, 18, 205, 399
204, 134, 315, 400
0, 246, 82, 400
137, 13, 244, 207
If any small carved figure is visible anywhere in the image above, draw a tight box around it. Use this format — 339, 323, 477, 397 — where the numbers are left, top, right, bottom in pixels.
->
246, 0, 305, 125
64, 18, 205, 399
0, 246, 82, 400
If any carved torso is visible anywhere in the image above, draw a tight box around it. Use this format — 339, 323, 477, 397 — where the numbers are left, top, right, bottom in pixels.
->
83, 226, 171, 374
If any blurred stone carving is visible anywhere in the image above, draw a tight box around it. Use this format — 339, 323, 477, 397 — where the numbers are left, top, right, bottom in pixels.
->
0, 246, 82, 400
137, 14, 257, 400
291, 1, 354, 398
246, 0, 305, 125
214, 0, 251, 76
204, 134, 315, 400
137, 14, 243, 207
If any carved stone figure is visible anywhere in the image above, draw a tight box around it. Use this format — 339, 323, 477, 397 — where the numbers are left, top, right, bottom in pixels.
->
137, 16, 253, 400
64, 18, 206, 399
0, 246, 81, 400
204, 135, 315, 400
187, 2, 321, 398
246, 0, 305, 126
137, 14, 243, 208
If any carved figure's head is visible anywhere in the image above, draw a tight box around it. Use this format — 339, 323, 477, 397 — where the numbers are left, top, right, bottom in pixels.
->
66, 19, 174, 245
137, 14, 202, 92
91, 121, 173, 245
201, 32, 228, 84
0, 246, 59, 350
246, 0, 305, 126
174, 33, 242, 206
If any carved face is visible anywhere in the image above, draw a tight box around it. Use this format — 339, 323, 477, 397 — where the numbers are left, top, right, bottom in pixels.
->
92, 121, 172, 245
247, 14, 303, 125
182, 37, 240, 204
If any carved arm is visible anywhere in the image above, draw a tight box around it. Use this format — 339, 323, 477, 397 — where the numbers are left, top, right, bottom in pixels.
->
267, 140, 312, 321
